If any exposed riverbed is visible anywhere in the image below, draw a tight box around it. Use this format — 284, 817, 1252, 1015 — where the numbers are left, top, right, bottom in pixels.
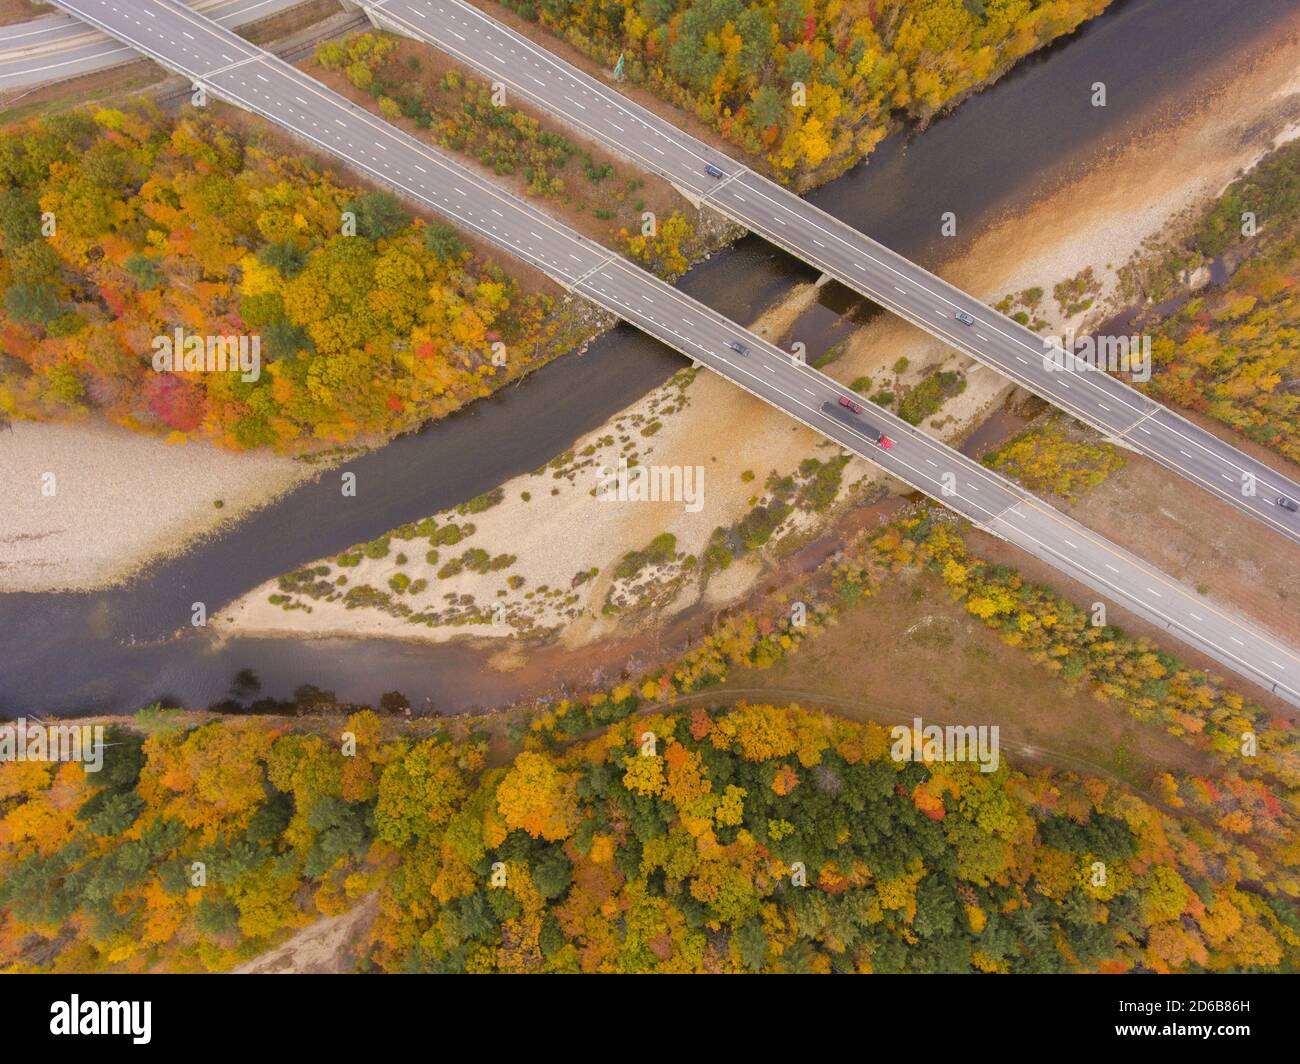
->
4, 0, 1297, 715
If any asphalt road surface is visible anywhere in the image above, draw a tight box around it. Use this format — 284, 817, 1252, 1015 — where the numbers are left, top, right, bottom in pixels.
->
365, 0, 1300, 550
0, 0, 307, 89
46, 0, 1300, 707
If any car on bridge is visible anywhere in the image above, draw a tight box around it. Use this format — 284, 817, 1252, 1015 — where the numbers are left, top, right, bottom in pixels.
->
838, 395, 864, 414
1278, 495, 1299, 513
728, 340, 749, 356
955, 310, 976, 326
704, 164, 725, 178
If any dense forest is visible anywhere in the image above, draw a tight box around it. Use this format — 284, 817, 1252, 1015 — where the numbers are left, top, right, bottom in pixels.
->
495, 0, 1113, 187
1, 700, 1293, 973
3, 510, 1295, 973
0, 102, 570, 449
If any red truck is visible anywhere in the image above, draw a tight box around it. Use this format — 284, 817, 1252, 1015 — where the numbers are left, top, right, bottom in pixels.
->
825, 398, 893, 449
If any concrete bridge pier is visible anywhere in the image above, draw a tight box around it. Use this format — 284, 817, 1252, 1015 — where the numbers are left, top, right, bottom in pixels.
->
343, 1, 406, 36
671, 183, 703, 211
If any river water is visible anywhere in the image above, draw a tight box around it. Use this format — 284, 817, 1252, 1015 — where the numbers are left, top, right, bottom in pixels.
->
3, 0, 1293, 716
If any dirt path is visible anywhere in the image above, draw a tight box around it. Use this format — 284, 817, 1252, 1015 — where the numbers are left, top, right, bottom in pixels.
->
233, 893, 378, 974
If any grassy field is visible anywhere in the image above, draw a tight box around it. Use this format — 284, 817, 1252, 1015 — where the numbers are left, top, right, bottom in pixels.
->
711, 568, 1219, 792
0, 1, 50, 27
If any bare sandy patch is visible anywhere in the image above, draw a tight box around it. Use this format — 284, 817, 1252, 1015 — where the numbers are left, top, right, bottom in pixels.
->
0, 2, 50, 27
0, 420, 319, 591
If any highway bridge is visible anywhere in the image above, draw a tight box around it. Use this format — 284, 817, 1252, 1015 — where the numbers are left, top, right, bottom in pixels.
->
0, 0, 316, 90
42, 0, 1300, 707
10, 2, 1298, 541
357, 0, 1300, 549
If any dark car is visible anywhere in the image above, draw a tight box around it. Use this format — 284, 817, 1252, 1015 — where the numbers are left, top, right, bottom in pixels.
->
704, 164, 725, 179
1278, 495, 1299, 513
728, 340, 749, 356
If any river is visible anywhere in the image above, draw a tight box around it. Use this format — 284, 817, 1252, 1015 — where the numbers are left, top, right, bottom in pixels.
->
2, 0, 1293, 716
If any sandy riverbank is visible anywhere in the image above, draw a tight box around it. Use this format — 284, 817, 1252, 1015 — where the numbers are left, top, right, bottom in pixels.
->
0, 420, 320, 592
949, 17, 1300, 325
218, 12, 1300, 652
